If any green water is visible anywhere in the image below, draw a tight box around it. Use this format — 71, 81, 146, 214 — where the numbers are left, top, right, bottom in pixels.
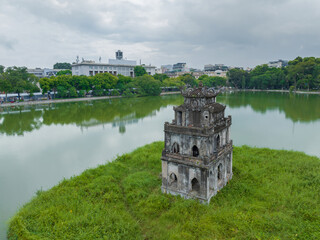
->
1, 92, 320, 239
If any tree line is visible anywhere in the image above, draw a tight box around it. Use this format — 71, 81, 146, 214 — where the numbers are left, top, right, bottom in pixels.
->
227, 57, 320, 90
1, 56, 320, 102
0, 66, 40, 101
37, 66, 227, 99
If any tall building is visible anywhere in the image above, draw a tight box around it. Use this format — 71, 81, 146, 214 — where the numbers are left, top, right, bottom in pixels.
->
161, 83, 233, 203
161, 65, 173, 73
173, 63, 187, 72
72, 51, 155, 77
109, 50, 137, 65
115, 50, 123, 60
204, 64, 229, 71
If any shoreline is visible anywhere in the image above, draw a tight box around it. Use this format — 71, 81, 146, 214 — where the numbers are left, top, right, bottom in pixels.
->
1, 89, 319, 108
237, 89, 320, 95
0, 91, 181, 108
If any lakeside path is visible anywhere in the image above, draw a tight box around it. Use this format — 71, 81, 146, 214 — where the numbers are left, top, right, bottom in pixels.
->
3, 89, 319, 108
0, 91, 181, 108
238, 89, 320, 95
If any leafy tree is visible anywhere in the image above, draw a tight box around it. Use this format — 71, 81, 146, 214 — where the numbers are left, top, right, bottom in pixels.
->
198, 75, 208, 81
25, 74, 40, 96
92, 86, 104, 96
116, 75, 132, 93
0, 65, 4, 74
286, 57, 320, 90
227, 69, 248, 89
111, 89, 120, 96
178, 73, 198, 87
78, 90, 86, 97
68, 87, 78, 98
153, 73, 169, 82
162, 77, 184, 88
56, 70, 72, 76
90, 73, 117, 93
0, 73, 12, 101
134, 66, 147, 77
247, 66, 286, 90
57, 86, 68, 98
53, 62, 71, 70
72, 75, 90, 92
39, 77, 60, 98
288, 56, 303, 66
200, 76, 226, 88
134, 75, 161, 96
5, 66, 38, 100
53, 75, 71, 98
123, 82, 136, 97
39, 77, 51, 94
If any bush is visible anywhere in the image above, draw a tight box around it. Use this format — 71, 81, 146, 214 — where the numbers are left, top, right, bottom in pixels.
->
78, 90, 86, 97
135, 75, 162, 96
111, 89, 120, 96
68, 87, 77, 98
92, 88, 103, 96
57, 86, 68, 98
123, 89, 135, 97
289, 85, 295, 92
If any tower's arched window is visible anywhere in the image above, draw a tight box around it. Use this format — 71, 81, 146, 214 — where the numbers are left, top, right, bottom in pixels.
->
169, 173, 177, 186
226, 128, 229, 143
216, 135, 220, 148
170, 173, 178, 183
191, 178, 200, 193
172, 142, 180, 153
218, 163, 223, 180
192, 145, 199, 157
177, 111, 182, 125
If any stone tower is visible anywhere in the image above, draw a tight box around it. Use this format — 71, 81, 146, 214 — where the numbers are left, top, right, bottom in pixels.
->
161, 83, 233, 203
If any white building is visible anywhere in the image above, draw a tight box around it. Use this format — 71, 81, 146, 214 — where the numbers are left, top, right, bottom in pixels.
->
268, 59, 288, 68
27, 68, 65, 78
72, 50, 156, 77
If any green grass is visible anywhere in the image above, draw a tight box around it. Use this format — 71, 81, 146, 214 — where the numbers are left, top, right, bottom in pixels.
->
8, 142, 320, 240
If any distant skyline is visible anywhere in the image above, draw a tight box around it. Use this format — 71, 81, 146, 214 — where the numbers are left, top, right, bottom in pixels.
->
1, 0, 320, 69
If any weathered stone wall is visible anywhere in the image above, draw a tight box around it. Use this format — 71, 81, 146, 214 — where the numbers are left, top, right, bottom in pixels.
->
165, 127, 231, 157
162, 161, 208, 200
162, 86, 233, 203
162, 147, 233, 203
166, 133, 213, 157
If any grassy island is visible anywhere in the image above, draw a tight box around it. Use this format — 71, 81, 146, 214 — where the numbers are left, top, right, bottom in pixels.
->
8, 142, 320, 240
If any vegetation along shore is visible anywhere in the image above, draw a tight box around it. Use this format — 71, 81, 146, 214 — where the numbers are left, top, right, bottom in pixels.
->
8, 142, 320, 239
1, 56, 320, 103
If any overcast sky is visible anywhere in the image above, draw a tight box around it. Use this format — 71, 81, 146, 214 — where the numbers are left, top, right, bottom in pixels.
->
1, 0, 320, 69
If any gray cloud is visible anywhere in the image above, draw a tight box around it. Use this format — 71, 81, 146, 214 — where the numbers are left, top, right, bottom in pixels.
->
1, 0, 320, 68
0, 36, 15, 50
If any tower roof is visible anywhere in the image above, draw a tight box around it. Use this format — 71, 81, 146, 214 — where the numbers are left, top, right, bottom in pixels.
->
181, 82, 220, 98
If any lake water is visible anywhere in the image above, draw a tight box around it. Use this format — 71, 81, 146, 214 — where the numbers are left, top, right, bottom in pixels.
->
1, 92, 320, 239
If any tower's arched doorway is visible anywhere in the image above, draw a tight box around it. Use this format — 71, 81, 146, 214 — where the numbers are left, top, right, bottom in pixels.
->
191, 178, 200, 193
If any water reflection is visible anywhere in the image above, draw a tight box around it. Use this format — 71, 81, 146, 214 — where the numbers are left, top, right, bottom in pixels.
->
1, 92, 319, 137
0, 96, 183, 136
218, 92, 320, 123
